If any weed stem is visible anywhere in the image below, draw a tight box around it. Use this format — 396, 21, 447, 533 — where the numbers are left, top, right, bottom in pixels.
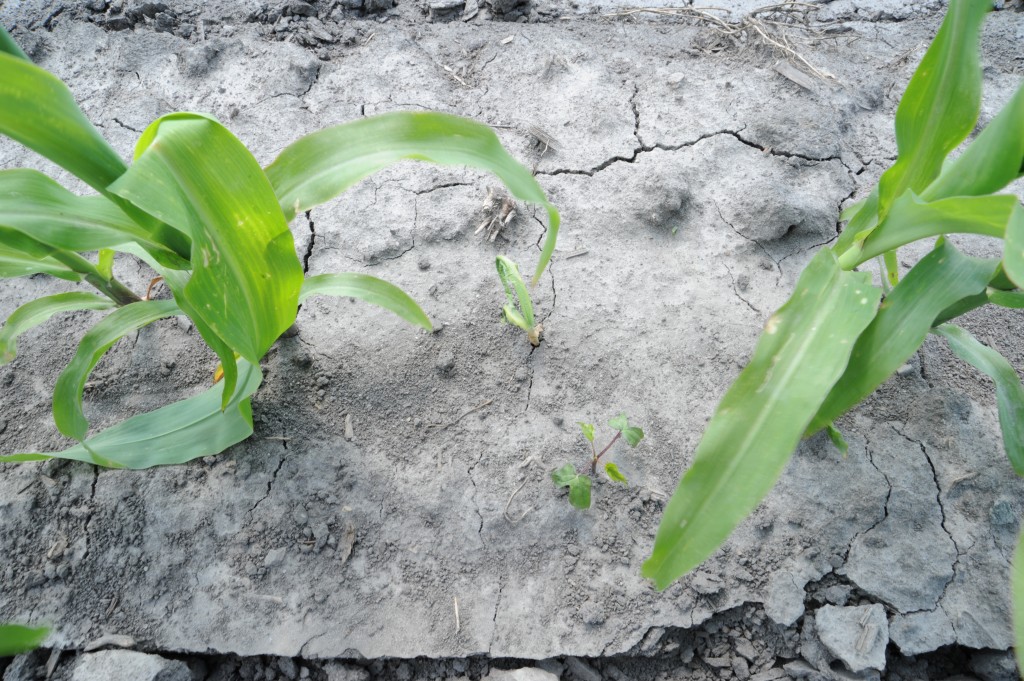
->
591, 431, 621, 474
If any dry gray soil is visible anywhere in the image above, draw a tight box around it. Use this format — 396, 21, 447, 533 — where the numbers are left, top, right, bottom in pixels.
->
1, 0, 1024, 679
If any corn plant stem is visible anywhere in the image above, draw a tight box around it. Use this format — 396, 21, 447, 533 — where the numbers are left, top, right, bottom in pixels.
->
49, 250, 141, 305
590, 431, 622, 475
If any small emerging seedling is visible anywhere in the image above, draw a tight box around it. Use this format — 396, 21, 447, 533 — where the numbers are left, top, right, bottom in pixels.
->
496, 255, 542, 346
552, 414, 645, 509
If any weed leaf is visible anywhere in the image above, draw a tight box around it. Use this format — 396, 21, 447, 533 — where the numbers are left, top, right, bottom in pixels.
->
578, 422, 595, 443
608, 413, 628, 431
932, 324, 1024, 476
551, 464, 592, 509
605, 462, 628, 485
622, 426, 644, 447
643, 249, 879, 589
568, 475, 592, 509
551, 463, 579, 487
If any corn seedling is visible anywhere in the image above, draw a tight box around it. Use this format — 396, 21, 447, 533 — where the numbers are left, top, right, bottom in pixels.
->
496, 255, 543, 346
641, 0, 1024, 661
0, 30, 559, 469
552, 414, 644, 509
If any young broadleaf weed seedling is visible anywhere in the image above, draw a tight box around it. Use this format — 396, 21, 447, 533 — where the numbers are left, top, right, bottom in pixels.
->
639, 0, 1024, 662
552, 414, 644, 509
496, 255, 543, 346
0, 29, 559, 469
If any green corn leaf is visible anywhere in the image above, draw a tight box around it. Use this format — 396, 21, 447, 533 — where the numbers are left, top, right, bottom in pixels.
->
0, 41, 190, 260
1002, 203, 1024, 289
3, 360, 262, 469
0, 245, 81, 281
299, 272, 431, 331
109, 114, 303, 364
0, 624, 49, 656
838, 193, 1017, 270
987, 288, 1024, 309
578, 422, 595, 443
932, 267, 1017, 327
826, 423, 849, 457
1014, 529, 1024, 674
0, 292, 115, 365
118, 247, 238, 411
265, 111, 560, 285
605, 462, 628, 485
551, 464, 592, 509
622, 426, 644, 447
840, 197, 869, 223
810, 240, 998, 434
0, 26, 31, 61
0, 53, 127, 195
835, 188, 880, 255
932, 324, 1024, 476
53, 299, 180, 441
642, 249, 880, 589
495, 256, 536, 329
0, 170, 181, 264
96, 249, 114, 279
922, 82, 1024, 201
501, 305, 529, 331
883, 250, 900, 288
875, 0, 989, 219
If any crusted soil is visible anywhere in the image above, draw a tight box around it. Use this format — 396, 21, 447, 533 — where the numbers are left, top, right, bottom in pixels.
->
1, 1, 1023, 680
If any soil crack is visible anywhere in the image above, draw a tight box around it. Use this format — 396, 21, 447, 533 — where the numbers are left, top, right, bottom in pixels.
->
842, 431, 891, 563
112, 117, 142, 134
535, 125, 840, 179
488, 580, 505, 655
726, 130, 841, 163
710, 197, 780, 274
535, 128, 747, 178
248, 451, 286, 514
302, 209, 316, 274
413, 182, 473, 195
722, 261, 761, 315
80, 467, 101, 563
893, 424, 960, 603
